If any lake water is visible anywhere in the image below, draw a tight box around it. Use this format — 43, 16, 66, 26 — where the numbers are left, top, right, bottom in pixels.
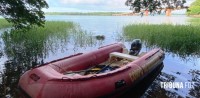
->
0, 15, 199, 98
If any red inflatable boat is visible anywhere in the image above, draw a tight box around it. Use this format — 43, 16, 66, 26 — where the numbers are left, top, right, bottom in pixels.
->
18, 43, 165, 98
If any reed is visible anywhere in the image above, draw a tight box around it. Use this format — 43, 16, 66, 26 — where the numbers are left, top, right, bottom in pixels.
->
1, 21, 99, 59
70, 25, 98, 48
123, 24, 200, 58
1, 21, 75, 58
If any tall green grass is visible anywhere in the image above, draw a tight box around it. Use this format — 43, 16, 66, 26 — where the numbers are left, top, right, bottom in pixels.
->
0, 19, 12, 29
123, 24, 200, 58
2, 21, 75, 59
1, 21, 99, 59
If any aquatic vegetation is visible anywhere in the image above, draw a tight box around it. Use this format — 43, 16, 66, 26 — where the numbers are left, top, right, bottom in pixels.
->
0, 19, 12, 29
2, 21, 74, 60
123, 24, 200, 58
188, 18, 200, 26
1, 21, 100, 66
70, 25, 97, 49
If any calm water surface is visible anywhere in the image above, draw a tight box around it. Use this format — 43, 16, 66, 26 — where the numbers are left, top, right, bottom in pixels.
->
0, 15, 199, 98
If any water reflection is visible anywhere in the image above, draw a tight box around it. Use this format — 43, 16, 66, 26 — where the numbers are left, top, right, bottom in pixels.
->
70, 27, 97, 48
188, 69, 200, 97
142, 68, 200, 98
123, 64, 164, 98
142, 72, 181, 98
0, 49, 2, 58
0, 37, 3, 58
0, 24, 104, 97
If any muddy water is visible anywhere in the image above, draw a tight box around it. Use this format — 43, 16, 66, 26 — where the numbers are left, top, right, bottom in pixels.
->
0, 15, 199, 98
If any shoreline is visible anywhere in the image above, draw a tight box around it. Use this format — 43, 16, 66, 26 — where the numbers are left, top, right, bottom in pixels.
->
44, 12, 187, 16
45, 12, 139, 16
112, 13, 139, 16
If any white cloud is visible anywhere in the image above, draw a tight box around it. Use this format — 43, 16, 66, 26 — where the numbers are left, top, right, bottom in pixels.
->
43, 7, 79, 12
60, 0, 101, 4
105, 0, 127, 9
59, 0, 127, 6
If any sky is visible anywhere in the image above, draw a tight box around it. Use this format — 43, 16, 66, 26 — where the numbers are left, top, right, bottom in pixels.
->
43, 0, 195, 12
43, 0, 129, 12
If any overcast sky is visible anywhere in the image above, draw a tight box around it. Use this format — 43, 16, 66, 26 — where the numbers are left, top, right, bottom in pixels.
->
43, 0, 195, 12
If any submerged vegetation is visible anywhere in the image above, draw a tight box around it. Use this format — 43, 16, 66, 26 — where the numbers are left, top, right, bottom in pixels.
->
123, 24, 200, 58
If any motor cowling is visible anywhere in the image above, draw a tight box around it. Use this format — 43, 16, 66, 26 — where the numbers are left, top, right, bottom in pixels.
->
129, 39, 142, 56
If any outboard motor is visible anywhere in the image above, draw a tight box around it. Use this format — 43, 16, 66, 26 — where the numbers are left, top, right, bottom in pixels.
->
129, 39, 142, 56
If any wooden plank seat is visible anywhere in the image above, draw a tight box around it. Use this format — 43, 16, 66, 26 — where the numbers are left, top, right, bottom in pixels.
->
109, 52, 139, 67
109, 52, 139, 61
